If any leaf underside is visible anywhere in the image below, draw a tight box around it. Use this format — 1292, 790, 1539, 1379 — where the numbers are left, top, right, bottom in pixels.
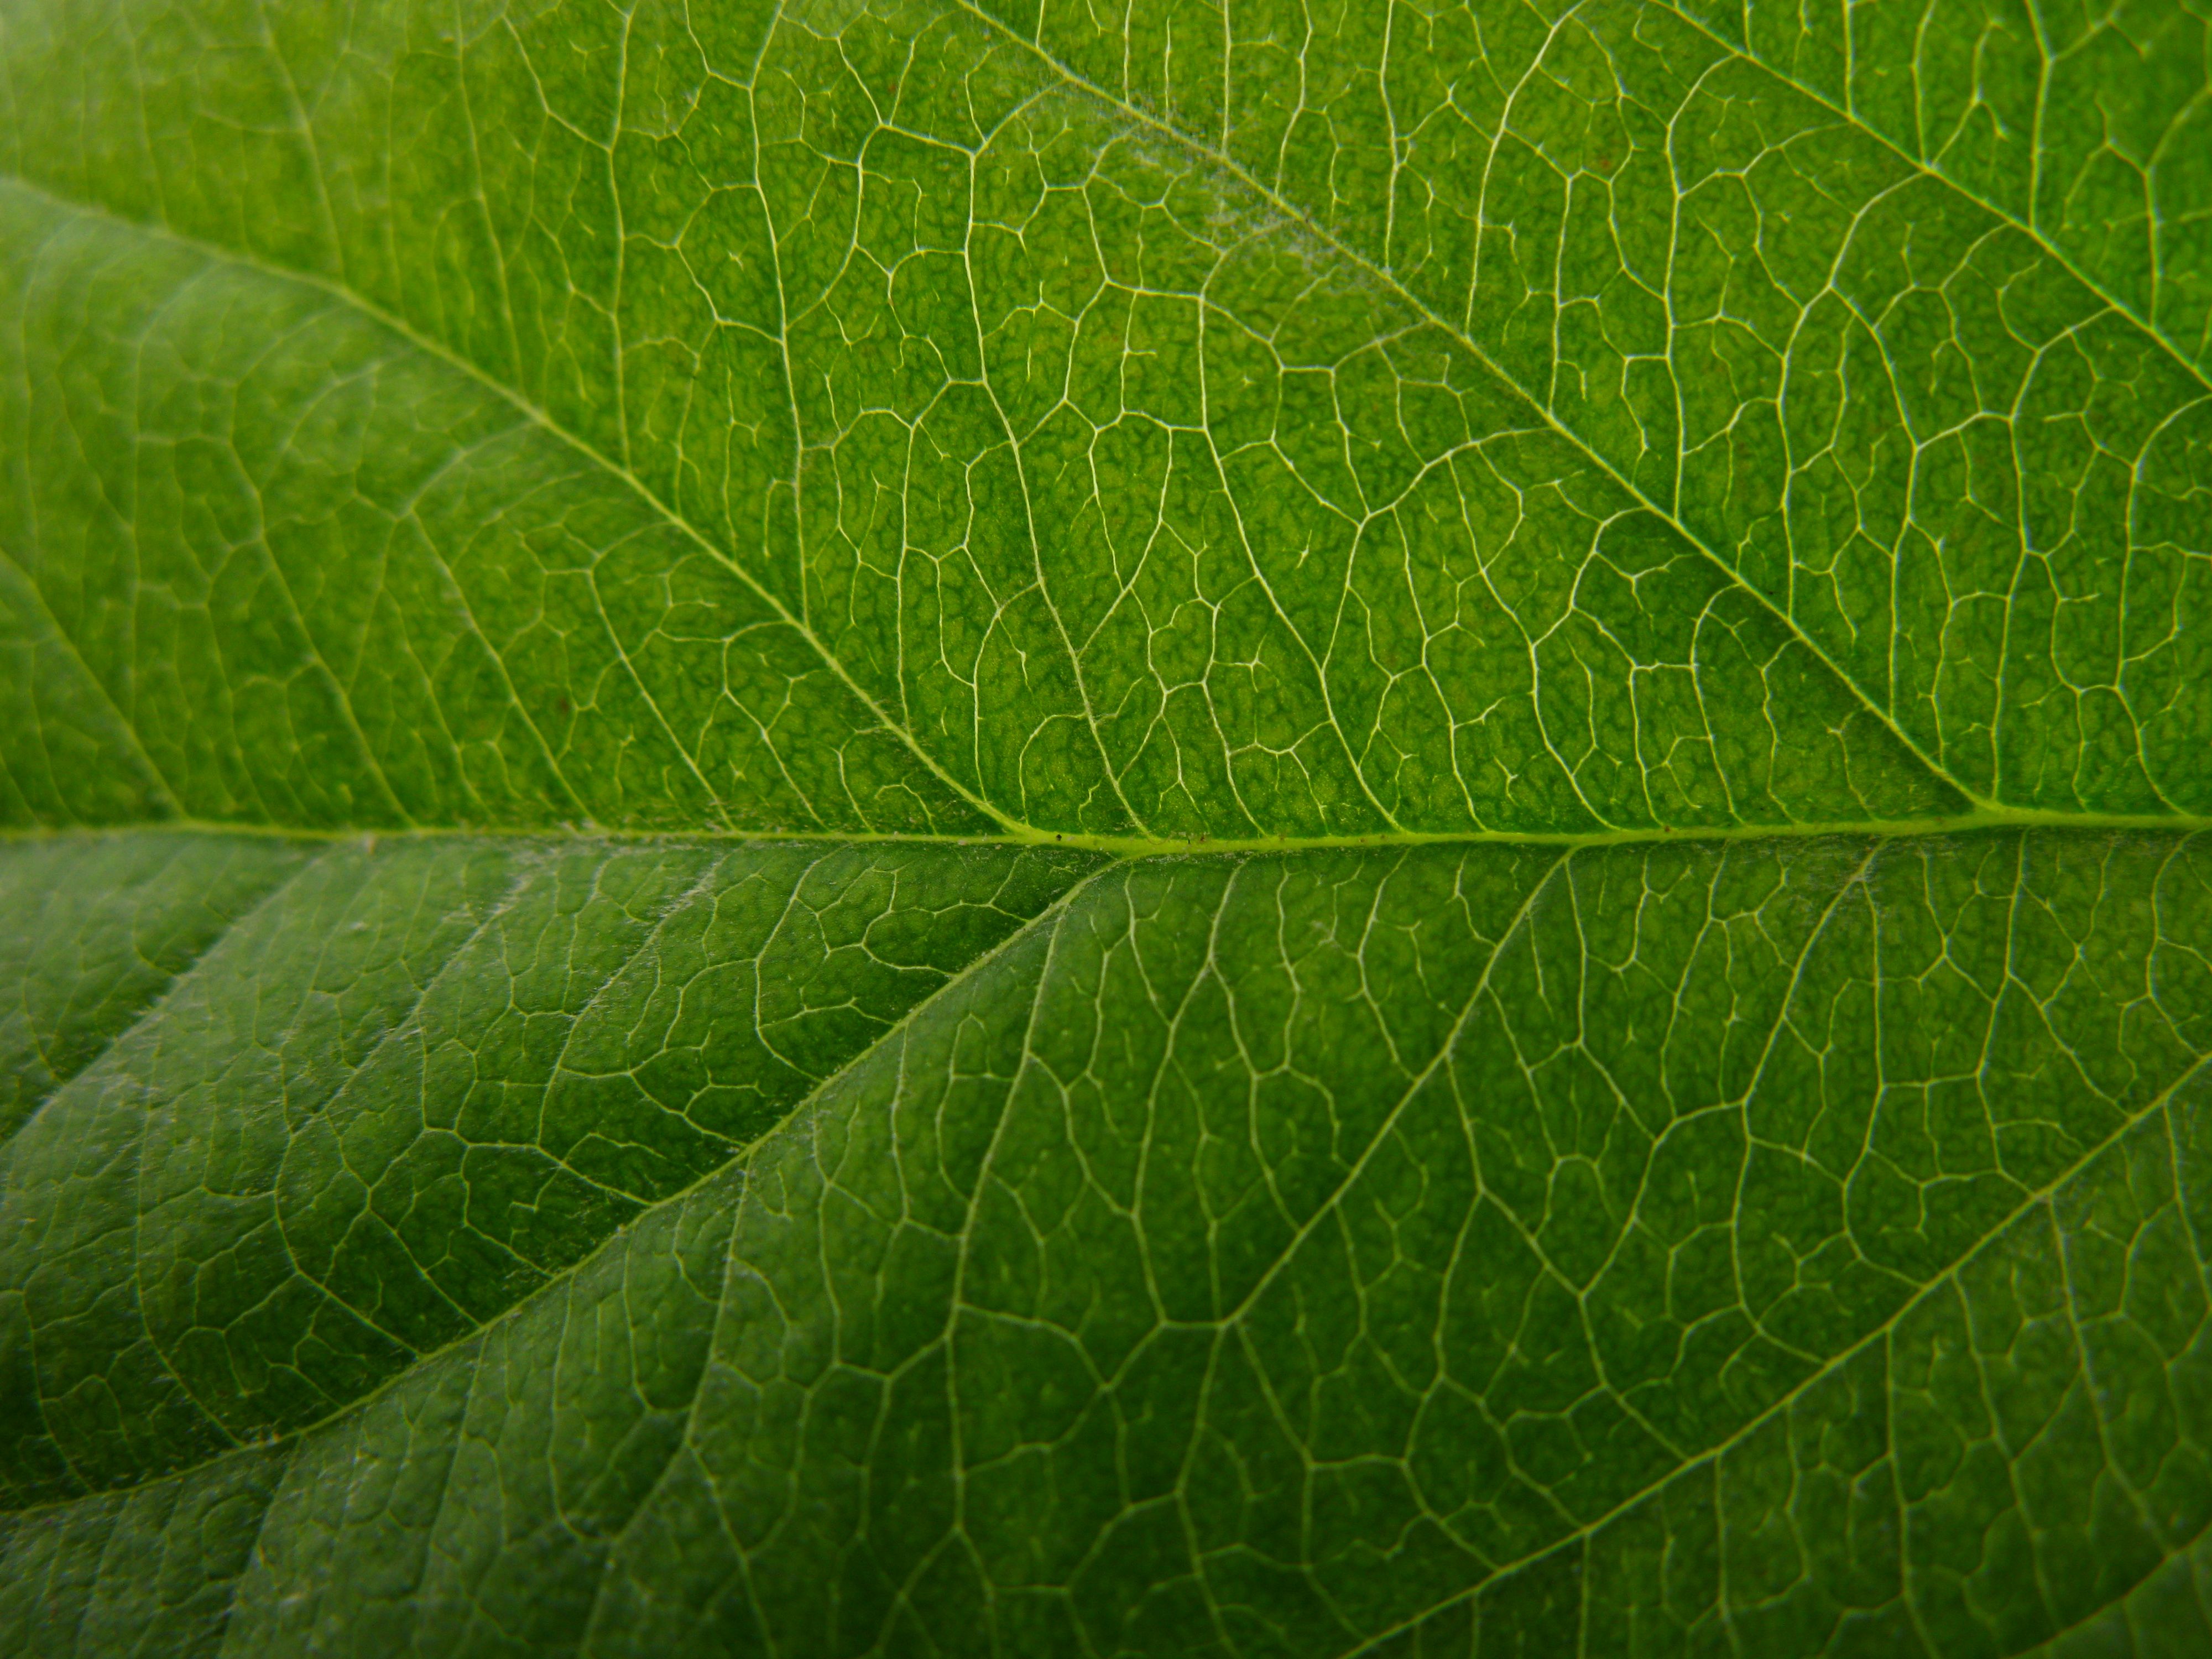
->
0, 0, 2208, 1653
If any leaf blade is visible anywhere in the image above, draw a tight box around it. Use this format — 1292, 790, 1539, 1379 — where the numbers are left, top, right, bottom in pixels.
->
2, 0, 2209, 1650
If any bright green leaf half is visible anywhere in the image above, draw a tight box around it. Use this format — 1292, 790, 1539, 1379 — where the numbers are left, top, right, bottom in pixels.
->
7, 0, 2212, 837
2, 0, 2209, 1652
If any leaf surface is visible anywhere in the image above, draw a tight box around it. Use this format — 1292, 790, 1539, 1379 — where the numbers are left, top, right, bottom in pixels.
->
1, 0, 2209, 1653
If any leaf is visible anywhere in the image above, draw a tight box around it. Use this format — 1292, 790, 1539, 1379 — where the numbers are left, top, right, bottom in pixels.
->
0, 0, 2207, 1653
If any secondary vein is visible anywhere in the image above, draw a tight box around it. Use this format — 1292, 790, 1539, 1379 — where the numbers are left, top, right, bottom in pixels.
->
0, 175, 1032, 846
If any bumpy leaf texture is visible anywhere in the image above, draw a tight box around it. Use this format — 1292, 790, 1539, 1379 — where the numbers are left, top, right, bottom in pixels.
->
0, 0, 2208, 1653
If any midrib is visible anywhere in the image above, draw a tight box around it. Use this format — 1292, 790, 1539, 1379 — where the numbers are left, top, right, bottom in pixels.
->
4, 811, 2210, 855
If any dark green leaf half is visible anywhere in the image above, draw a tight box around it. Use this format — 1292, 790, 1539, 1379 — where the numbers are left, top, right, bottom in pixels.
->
3, 826, 2209, 1656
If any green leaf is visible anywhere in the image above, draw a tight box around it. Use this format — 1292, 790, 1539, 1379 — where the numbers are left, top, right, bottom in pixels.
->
0, 0, 2207, 1653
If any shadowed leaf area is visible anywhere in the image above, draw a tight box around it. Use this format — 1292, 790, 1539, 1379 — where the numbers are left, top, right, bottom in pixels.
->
0, 0, 2209, 1653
